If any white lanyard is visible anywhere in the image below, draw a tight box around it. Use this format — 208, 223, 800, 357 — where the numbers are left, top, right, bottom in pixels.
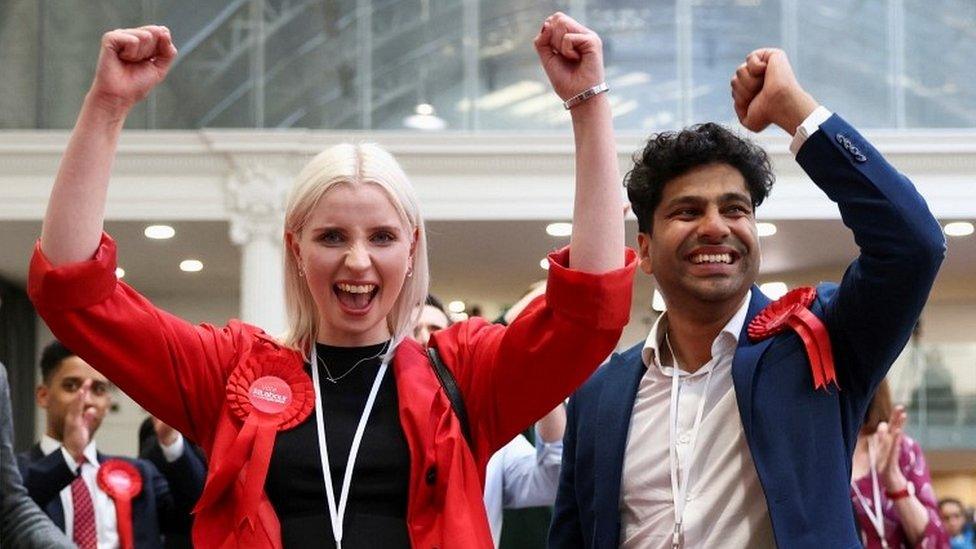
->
666, 352, 715, 549
851, 439, 889, 549
310, 343, 390, 549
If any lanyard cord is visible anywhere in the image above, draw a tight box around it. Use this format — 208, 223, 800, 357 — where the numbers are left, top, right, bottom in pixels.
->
310, 343, 390, 548
666, 333, 715, 549
851, 439, 889, 549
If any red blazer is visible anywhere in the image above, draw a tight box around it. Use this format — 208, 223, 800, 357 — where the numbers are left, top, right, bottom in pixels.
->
29, 234, 635, 548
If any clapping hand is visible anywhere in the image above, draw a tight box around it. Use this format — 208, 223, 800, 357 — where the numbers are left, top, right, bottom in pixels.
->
151, 416, 179, 447
62, 379, 96, 462
874, 405, 909, 490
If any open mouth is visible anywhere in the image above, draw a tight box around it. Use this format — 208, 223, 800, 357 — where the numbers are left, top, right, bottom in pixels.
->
333, 282, 379, 312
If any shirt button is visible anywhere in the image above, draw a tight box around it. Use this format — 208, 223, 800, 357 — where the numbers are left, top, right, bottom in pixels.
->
678, 432, 691, 445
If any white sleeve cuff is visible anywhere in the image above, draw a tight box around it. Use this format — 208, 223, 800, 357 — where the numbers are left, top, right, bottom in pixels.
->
534, 427, 563, 466
789, 105, 833, 156
160, 433, 185, 463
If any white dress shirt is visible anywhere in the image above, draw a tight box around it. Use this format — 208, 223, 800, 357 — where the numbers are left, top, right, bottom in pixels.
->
40, 433, 185, 549
40, 435, 119, 549
483, 430, 562, 547
618, 291, 776, 548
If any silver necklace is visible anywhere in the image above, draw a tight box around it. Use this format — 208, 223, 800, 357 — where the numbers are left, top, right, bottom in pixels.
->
316, 341, 390, 384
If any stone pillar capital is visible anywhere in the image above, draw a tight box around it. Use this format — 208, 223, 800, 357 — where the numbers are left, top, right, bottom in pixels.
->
225, 159, 293, 246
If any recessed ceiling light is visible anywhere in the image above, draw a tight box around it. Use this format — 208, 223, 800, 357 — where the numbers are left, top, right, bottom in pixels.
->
115, 267, 125, 279
546, 222, 573, 237
144, 225, 175, 240
760, 281, 788, 299
539, 258, 550, 270
652, 289, 666, 312
403, 103, 446, 130
944, 221, 974, 237
179, 259, 203, 272
448, 300, 466, 313
757, 222, 777, 237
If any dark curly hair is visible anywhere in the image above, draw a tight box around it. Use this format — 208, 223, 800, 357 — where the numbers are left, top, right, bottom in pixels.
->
624, 123, 774, 233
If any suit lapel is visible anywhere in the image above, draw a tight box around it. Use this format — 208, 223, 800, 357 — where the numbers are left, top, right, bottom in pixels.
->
731, 286, 774, 439
593, 344, 645, 544
30, 443, 66, 529
29, 442, 44, 461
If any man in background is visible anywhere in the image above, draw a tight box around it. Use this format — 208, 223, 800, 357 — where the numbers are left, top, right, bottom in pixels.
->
18, 340, 205, 548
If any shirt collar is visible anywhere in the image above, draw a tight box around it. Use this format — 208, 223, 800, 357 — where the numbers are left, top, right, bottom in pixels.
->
641, 290, 752, 376
40, 434, 99, 465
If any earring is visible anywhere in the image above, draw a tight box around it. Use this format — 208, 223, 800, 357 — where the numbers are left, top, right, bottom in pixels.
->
406, 268, 414, 278
298, 268, 306, 277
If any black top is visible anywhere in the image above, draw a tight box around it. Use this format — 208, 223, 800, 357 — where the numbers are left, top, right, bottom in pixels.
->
265, 341, 411, 548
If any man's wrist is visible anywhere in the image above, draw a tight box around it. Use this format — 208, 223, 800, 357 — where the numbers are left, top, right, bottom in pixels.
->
775, 90, 819, 137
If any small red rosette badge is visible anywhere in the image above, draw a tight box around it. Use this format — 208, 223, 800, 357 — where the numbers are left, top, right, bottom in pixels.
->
748, 286, 838, 391
97, 459, 143, 549
194, 348, 314, 528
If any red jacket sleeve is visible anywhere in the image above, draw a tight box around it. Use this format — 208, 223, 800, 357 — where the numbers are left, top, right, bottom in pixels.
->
429, 246, 637, 458
29, 233, 254, 450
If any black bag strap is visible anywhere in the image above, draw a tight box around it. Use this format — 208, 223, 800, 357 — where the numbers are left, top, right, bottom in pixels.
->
427, 346, 473, 448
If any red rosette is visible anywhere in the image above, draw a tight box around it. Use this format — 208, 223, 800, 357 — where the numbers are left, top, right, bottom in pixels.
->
748, 286, 838, 391
97, 459, 142, 549
225, 350, 315, 430
195, 344, 314, 529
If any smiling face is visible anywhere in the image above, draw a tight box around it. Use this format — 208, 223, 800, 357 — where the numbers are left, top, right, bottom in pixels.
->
288, 183, 415, 346
638, 163, 759, 313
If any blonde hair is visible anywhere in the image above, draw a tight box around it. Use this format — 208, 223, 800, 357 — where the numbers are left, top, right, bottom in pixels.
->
282, 143, 429, 360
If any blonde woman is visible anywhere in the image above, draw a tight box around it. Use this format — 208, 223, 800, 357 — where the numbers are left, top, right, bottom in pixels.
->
29, 13, 635, 549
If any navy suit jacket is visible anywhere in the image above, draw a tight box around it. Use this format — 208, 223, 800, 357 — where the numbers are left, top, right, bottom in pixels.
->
17, 441, 205, 549
549, 114, 946, 548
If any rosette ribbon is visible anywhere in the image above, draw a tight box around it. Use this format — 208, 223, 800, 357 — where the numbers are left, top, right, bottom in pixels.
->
97, 459, 143, 549
747, 286, 838, 391
193, 353, 314, 530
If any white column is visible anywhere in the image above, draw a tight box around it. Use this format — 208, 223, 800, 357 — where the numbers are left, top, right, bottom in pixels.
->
226, 163, 291, 336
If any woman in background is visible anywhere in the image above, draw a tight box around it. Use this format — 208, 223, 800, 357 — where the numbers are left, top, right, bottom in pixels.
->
850, 380, 949, 548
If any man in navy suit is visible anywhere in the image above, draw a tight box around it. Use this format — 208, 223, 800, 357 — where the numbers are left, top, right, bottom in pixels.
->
18, 340, 205, 549
549, 48, 945, 548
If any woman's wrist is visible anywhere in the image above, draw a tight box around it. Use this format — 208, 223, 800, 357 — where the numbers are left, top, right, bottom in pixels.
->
569, 92, 611, 123
883, 473, 910, 495
82, 91, 132, 127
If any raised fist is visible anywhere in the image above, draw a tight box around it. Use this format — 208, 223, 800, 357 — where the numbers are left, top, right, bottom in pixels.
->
730, 48, 817, 134
533, 13, 605, 103
89, 25, 177, 112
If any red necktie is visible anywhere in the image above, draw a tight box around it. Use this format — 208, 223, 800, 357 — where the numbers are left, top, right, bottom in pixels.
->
70, 457, 97, 549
